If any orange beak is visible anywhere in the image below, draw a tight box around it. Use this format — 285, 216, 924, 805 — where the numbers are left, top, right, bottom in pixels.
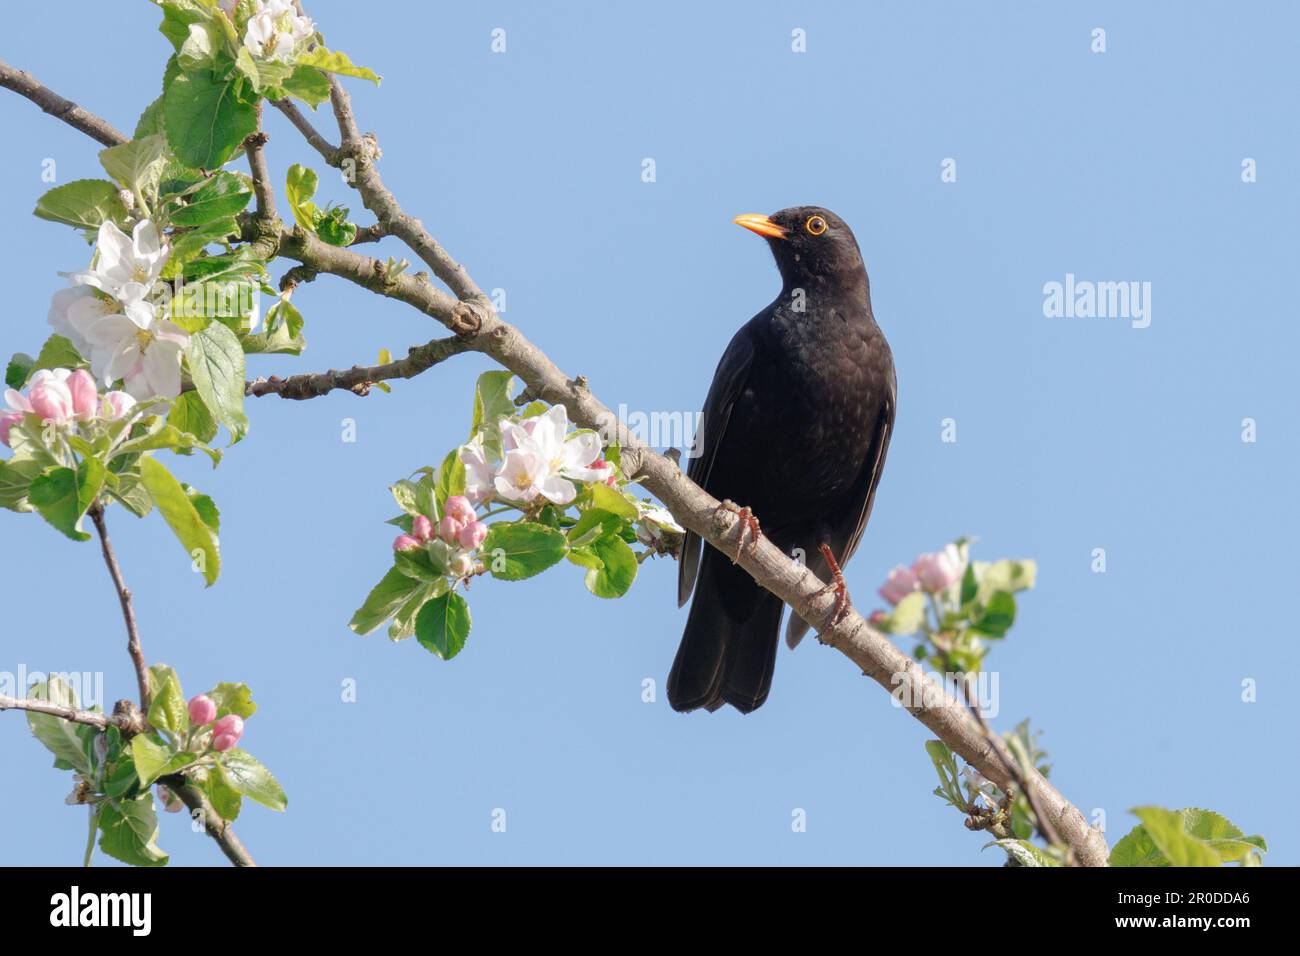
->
733, 213, 787, 239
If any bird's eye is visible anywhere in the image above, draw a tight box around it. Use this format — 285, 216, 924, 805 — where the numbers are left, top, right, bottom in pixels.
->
805, 215, 827, 236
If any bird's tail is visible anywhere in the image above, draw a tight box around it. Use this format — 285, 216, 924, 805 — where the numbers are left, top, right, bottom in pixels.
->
667, 547, 784, 714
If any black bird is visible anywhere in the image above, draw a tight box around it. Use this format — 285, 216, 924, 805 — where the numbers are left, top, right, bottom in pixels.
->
668, 206, 896, 714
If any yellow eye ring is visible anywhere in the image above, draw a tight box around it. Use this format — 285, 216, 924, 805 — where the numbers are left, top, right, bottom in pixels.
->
805, 215, 827, 236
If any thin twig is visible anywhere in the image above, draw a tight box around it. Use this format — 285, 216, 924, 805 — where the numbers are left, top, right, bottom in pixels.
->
159, 774, 258, 867
246, 334, 473, 399
243, 111, 277, 222
0, 694, 132, 732
88, 504, 150, 712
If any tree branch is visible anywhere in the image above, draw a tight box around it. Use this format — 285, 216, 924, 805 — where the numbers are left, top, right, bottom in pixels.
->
0, 694, 145, 734
246, 334, 472, 399
159, 774, 257, 867
1, 52, 1111, 868
243, 113, 277, 222
0, 58, 127, 147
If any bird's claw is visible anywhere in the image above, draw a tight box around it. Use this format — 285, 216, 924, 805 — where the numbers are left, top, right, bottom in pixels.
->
718, 500, 762, 564
816, 543, 852, 626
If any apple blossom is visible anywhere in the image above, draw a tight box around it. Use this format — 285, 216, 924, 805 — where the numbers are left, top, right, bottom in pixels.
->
393, 533, 421, 552
879, 565, 919, 605
67, 369, 98, 420
459, 434, 494, 504
244, 0, 315, 63
411, 514, 434, 543
188, 694, 218, 726
457, 520, 488, 550
450, 553, 475, 577
493, 446, 554, 503
0, 412, 19, 448
444, 495, 476, 524
100, 390, 136, 421
913, 544, 965, 592
439, 515, 465, 544
70, 220, 167, 306
211, 714, 244, 752
26, 373, 75, 423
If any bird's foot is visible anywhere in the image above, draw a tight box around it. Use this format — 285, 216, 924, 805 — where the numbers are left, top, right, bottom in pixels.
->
816, 543, 852, 626
718, 500, 762, 563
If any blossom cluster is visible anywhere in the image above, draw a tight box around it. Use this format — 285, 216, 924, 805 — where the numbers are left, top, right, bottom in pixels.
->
460, 405, 613, 507
187, 694, 245, 753
48, 220, 187, 400
394, 494, 489, 579
2, 367, 136, 448
233, 0, 316, 64
879, 543, 966, 605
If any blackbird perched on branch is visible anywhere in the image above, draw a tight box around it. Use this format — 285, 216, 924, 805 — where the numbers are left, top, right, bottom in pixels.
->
669, 206, 896, 714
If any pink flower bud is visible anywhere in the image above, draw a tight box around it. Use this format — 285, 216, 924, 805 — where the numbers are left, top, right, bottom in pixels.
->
0, 411, 20, 448
444, 495, 476, 524
878, 565, 919, 605
411, 514, 434, 542
393, 533, 422, 552
211, 714, 243, 752
188, 694, 218, 726
68, 369, 99, 420
913, 544, 965, 592
101, 391, 136, 420
156, 784, 184, 813
27, 380, 74, 424
450, 553, 475, 577
439, 515, 466, 544
457, 520, 488, 550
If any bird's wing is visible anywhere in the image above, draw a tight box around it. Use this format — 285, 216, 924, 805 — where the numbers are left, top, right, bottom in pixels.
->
676, 324, 757, 607
785, 385, 895, 648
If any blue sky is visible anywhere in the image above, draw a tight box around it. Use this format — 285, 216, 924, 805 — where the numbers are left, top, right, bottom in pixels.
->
2, 0, 1295, 866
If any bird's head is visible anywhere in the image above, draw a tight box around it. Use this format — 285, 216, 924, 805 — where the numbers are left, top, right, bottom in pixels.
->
733, 206, 866, 289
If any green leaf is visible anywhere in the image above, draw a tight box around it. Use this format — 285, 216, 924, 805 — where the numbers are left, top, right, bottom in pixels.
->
394, 546, 446, 583
971, 590, 1016, 638
130, 734, 195, 788
168, 217, 240, 263
435, 448, 467, 508
26, 677, 92, 773
589, 482, 637, 520
314, 204, 357, 246
98, 135, 169, 199
5, 352, 34, 389
974, 559, 1037, 604
297, 47, 381, 84
415, 591, 472, 660
204, 681, 257, 720
584, 533, 637, 598
205, 763, 243, 821
156, 0, 215, 51
388, 581, 440, 640
28, 460, 105, 541
33, 179, 128, 232
163, 70, 257, 170
469, 370, 515, 455
167, 391, 220, 445
30, 334, 87, 378
984, 839, 1062, 867
169, 170, 253, 226
349, 566, 422, 635
139, 457, 221, 585
0, 458, 41, 513
218, 748, 287, 811
285, 163, 319, 231
186, 321, 249, 442
281, 64, 331, 106
1130, 806, 1223, 867
99, 795, 168, 866
147, 672, 189, 736
878, 590, 926, 635
483, 521, 569, 581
